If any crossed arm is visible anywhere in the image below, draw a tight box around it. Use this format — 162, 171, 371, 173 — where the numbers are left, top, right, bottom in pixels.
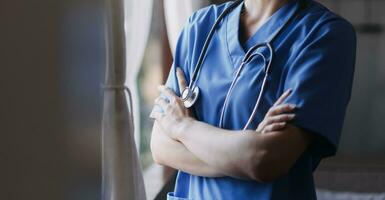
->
150, 68, 313, 182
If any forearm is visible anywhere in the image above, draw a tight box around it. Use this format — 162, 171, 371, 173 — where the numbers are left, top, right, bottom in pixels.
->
151, 122, 224, 177
176, 119, 312, 182
153, 84, 310, 182
176, 118, 261, 180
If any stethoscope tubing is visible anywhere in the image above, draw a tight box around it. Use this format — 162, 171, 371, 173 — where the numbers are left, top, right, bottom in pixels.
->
219, 43, 273, 129
187, 0, 244, 91
182, 0, 305, 129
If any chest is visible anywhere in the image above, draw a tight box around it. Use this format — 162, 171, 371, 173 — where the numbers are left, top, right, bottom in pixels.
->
189, 42, 289, 129
185, 21, 305, 130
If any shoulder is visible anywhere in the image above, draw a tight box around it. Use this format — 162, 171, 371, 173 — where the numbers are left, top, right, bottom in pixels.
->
299, 0, 356, 42
176, 2, 231, 49
284, 1, 357, 75
186, 2, 232, 31
174, 2, 233, 67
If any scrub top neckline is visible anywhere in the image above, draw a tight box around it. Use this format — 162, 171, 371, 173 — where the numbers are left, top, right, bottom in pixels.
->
226, 0, 300, 63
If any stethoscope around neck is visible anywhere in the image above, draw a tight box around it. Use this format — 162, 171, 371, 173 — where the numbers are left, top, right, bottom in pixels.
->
181, 0, 302, 130
218, 42, 274, 130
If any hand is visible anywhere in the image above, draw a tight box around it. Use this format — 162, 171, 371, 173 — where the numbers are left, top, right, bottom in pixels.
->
256, 90, 296, 134
151, 67, 192, 140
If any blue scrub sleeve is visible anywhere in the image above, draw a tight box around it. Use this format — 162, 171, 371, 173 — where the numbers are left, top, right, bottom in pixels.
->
165, 9, 197, 95
283, 19, 356, 158
164, 17, 193, 96
165, 64, 181, 95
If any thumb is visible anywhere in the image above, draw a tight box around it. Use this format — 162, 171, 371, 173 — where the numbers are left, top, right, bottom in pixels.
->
176, 67, 187, 95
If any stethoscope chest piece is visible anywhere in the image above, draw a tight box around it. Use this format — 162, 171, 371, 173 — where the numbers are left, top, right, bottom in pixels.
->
181, 86, 200, 108
178, 0, 301, 128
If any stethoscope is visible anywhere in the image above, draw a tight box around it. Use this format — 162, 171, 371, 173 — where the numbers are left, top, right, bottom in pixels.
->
180, 0, 304, 130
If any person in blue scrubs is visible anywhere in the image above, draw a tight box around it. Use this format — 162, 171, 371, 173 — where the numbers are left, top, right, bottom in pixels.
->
150, 0, 356, 199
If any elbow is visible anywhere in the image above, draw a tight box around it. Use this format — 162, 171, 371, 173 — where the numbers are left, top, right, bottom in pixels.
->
151, 144, 165, 166
152, 155, 164, 166
247, 150, 288, 183
151, 148, 162, 165
150, 135, 164, 166
250, 164, 281, 183
150, 125, 163, 166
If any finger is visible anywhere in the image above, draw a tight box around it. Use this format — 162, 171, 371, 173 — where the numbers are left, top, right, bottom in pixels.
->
263, 114, 295, 125
151, 111, 164, 121
273, 89, 293, 106
154, 97, 170, 111
158, 85, 178, 100
255, 121, 265, 132
262, 122, 286, 134
176, 67, 187, 95
149, 108, 157, 119
267, 104, 296, 117
149, 104, 164, 119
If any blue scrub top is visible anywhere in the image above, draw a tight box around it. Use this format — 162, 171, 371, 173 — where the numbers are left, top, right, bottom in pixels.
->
163, 0, 356, 199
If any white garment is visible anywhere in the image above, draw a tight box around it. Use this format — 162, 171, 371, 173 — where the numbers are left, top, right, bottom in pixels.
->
102, 0, 152, 200
124, 0, 153, 147
164, 0, 210, 55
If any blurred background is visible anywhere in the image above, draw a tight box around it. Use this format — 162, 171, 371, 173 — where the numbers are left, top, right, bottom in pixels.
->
1, 0, 384, 200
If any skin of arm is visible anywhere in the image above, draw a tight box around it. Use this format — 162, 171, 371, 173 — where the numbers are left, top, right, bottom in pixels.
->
150, 121, 225, 177
150, 100, 298, 180
153, 85, 312, 182
174, 118, 313, 182
151, 0, 313, 182
151, 69, 305, 182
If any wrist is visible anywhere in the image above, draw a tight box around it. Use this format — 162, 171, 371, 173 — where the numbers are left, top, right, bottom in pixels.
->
174, 117, 194, 141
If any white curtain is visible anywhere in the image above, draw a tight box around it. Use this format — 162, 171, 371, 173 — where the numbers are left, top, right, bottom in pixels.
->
164, 0, 210, 55
101, 0, 152, 200
125, 0, 153, 148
